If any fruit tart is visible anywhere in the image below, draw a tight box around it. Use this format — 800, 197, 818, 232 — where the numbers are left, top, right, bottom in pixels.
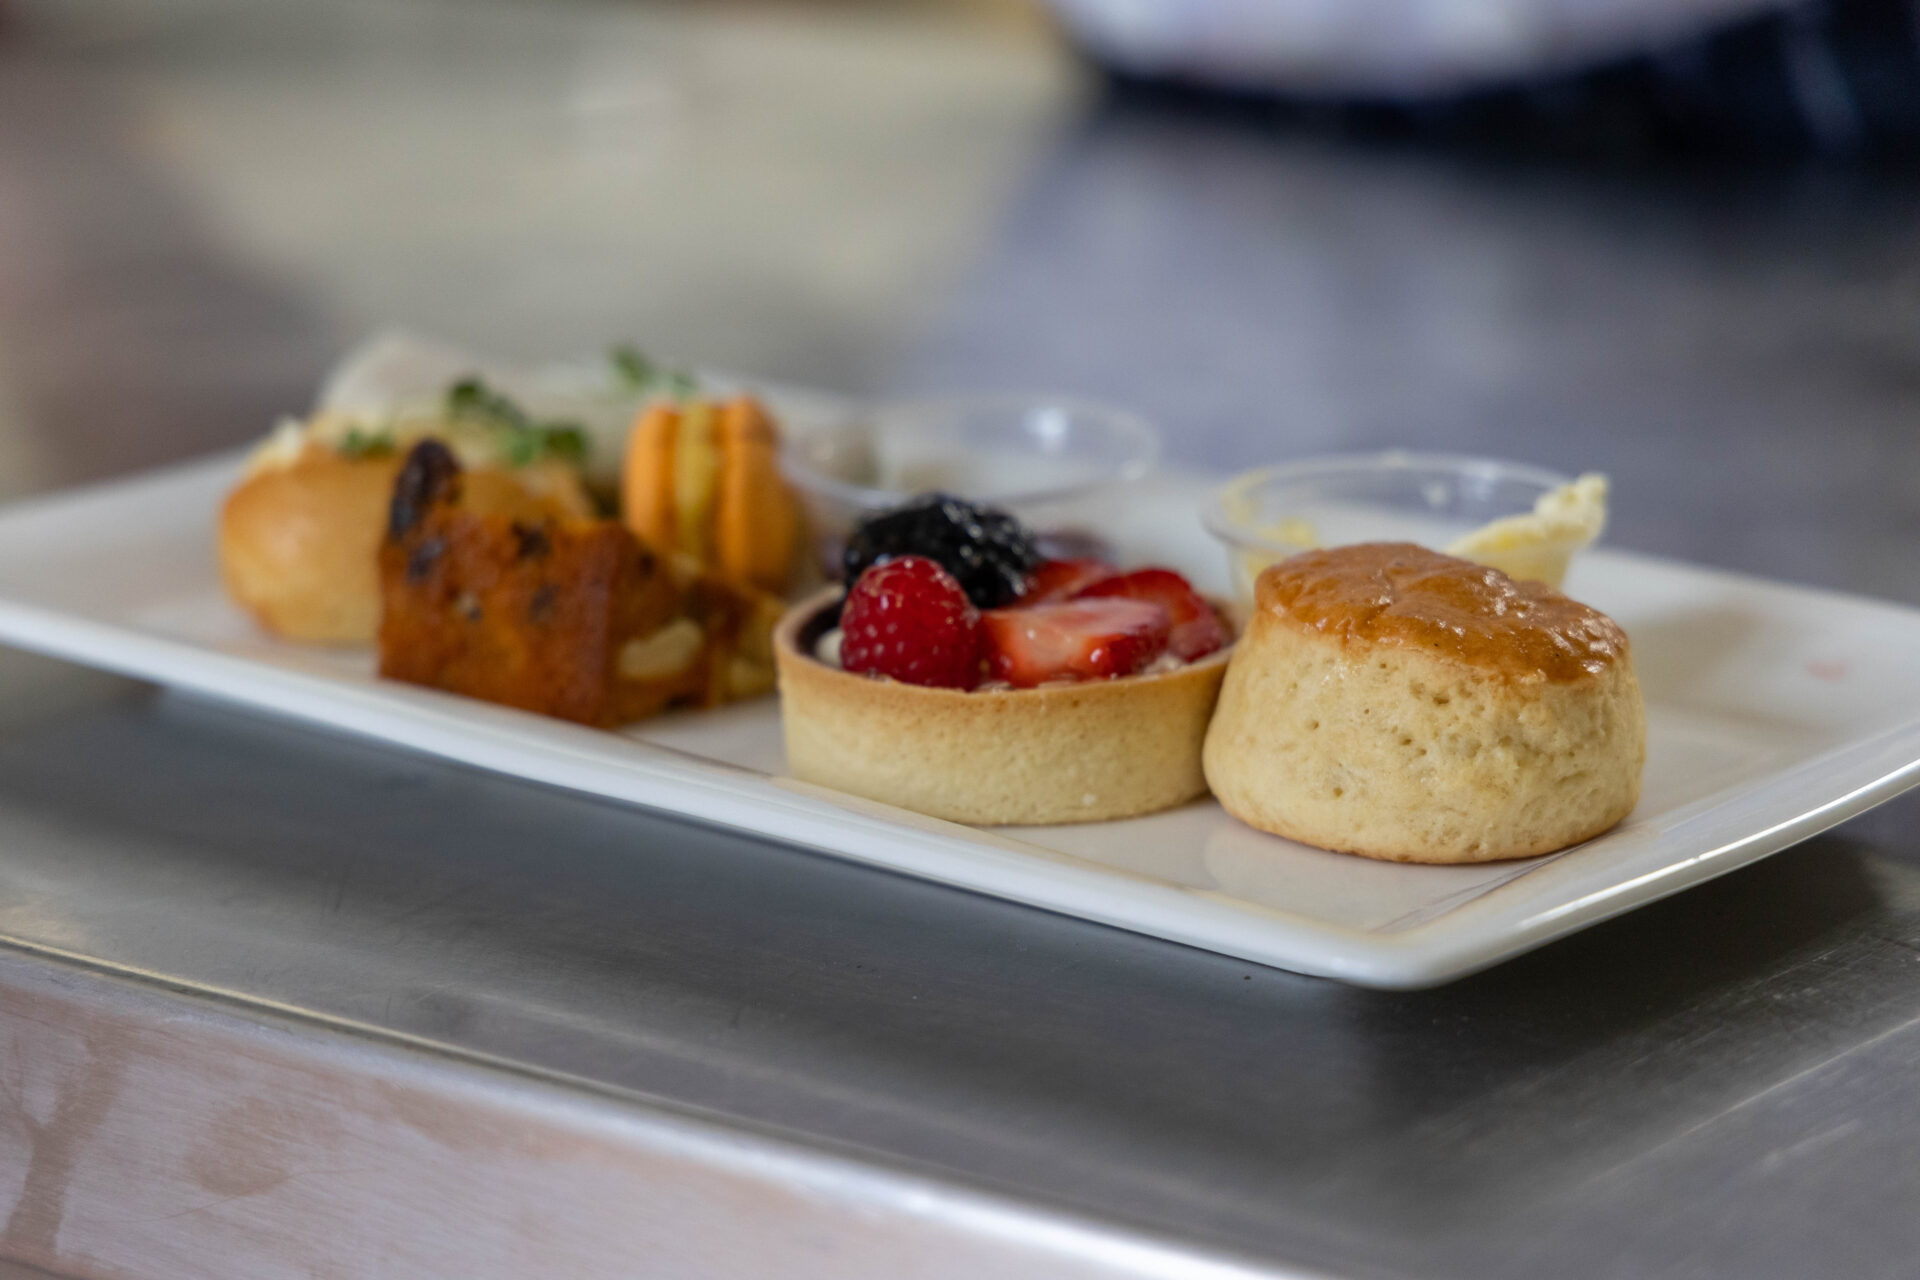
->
774, 494, 1235, 825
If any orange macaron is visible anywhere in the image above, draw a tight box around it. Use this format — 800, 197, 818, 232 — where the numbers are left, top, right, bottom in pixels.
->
621, 395, 804, 595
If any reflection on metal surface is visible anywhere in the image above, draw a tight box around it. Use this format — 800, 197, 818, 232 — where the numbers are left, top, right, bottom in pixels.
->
0, 685, 1914, 1276
0, 954, 1305, 1280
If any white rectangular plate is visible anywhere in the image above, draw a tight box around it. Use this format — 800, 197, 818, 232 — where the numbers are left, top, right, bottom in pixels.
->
1, 453, 1917, 988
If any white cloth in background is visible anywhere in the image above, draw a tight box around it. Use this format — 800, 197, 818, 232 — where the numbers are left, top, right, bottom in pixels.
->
1044, 0, 1779, 97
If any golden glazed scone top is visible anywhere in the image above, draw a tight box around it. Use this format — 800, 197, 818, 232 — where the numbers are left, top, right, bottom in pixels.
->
1256, 542, 1627, 682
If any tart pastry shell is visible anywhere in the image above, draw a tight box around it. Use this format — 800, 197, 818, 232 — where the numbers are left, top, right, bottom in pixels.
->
774, 587, 1231, 826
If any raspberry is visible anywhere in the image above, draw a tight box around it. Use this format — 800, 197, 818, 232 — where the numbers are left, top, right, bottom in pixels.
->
839, 556, 983, 689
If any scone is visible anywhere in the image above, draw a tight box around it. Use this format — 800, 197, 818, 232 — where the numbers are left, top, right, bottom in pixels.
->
775, 588, 1230, 825
1202, 542, 1644, 863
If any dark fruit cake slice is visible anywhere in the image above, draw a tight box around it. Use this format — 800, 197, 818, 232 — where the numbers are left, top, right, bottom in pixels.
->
379, 440, 779, 726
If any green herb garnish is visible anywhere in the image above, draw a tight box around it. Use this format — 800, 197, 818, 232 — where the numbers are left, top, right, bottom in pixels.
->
538, 424, 587, 461
446, 376, 529, 431
499, 422, 587, 467
611, 345, 655, 390
610, 344, 696, 400
444, 376, 590, 468
338, 427, 396, 459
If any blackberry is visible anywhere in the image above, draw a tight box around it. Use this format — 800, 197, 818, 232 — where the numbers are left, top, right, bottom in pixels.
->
843, 493, 1039, 608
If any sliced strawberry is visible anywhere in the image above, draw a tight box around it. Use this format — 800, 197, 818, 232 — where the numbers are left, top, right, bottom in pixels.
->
1074, 567, 1225, 660
840, 556, 982, 689
1020, 557, 1117, 605
981, 598, 1170, 688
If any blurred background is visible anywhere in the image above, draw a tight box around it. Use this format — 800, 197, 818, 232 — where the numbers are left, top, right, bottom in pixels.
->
3, 0, 1918, 596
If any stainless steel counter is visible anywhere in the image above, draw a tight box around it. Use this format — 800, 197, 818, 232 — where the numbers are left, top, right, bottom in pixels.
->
3, 2, 1920, 1276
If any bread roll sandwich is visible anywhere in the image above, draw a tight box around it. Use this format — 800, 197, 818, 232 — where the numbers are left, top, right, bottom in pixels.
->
219, 382, 596, 644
